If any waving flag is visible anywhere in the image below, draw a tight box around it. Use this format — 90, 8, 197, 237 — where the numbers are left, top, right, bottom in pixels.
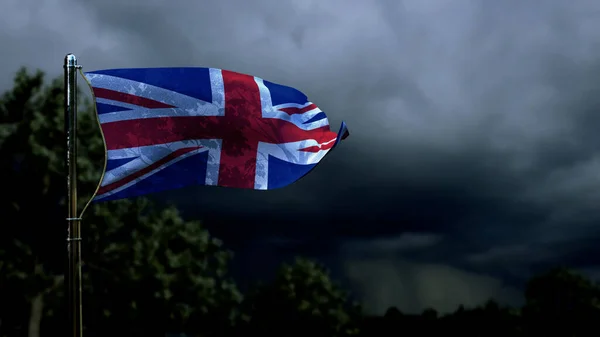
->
83, 67, 349, 202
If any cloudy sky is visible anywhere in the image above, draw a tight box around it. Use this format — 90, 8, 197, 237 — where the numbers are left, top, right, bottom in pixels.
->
3, 0, 600, 315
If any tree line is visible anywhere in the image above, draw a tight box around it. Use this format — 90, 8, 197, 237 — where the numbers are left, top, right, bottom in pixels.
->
1, 69, 599, 337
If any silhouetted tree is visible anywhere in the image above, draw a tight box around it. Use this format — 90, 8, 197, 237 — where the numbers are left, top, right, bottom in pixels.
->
421, 307, 438, 320
523, 267, 600, 337
241, 258, 361, 337
383, 306, 402, 319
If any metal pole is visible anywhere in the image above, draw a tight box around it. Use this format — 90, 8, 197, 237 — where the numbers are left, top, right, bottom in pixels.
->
64, 53, 83, 337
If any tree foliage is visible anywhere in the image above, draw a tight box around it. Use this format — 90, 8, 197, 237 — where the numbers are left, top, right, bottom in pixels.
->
241, 258, 361, 337
522, 267, 600, 337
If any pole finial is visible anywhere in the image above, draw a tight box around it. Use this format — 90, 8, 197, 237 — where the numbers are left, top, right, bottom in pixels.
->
64, 54, 79, 68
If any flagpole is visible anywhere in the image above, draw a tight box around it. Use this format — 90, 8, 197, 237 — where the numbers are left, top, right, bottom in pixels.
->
64, 53, 83, 337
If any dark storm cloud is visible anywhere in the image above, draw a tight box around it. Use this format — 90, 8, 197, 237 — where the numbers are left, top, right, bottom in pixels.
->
3, 0, 600, 313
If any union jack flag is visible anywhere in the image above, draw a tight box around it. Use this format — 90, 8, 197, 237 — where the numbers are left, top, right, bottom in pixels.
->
83, 67, 349, 202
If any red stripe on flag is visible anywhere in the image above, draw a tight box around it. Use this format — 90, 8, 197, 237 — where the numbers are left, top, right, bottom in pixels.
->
279, 103, 318, 115
101, 117, 336, 150
93, 87, 174, 109
97, 146, 201, 196
218, 70, 263, 189
299, 141, 336, 153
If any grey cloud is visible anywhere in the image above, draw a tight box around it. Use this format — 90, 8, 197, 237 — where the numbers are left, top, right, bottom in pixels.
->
341, 233, 443, 254
0, 0, 123, 89
465, 244, 559, 280
580, 267, 600, 282
466, 244, 556, 266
